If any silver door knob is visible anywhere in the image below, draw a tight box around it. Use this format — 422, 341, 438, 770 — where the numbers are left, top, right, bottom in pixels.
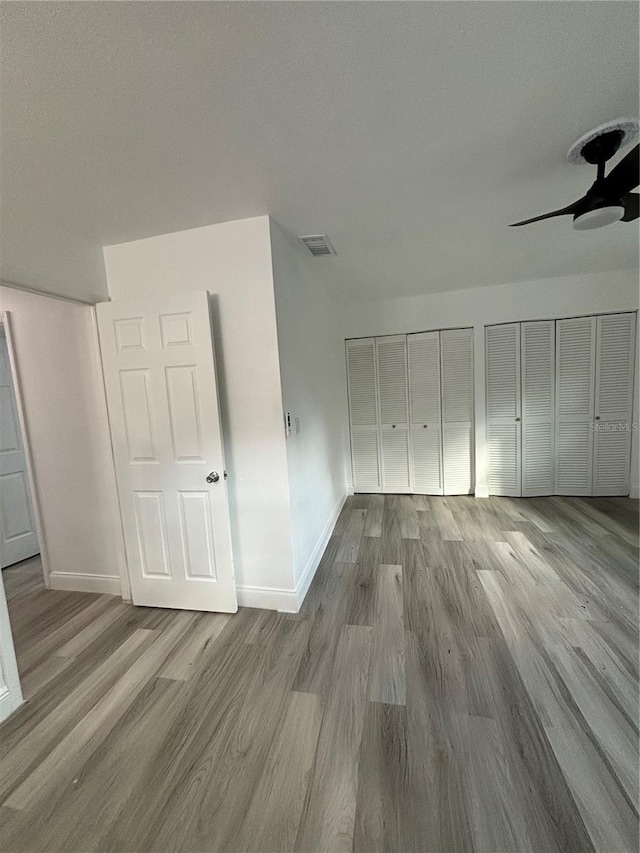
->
206, 472, 220, 483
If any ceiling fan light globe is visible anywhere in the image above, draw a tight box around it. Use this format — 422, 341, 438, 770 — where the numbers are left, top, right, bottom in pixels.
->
572, 205, 625, 230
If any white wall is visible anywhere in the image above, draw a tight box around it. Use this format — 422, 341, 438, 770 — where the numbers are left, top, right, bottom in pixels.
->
103, 216, 298, 607
0, 285, 126, 593
270, 221, 347, 602
340, 269, 640, 497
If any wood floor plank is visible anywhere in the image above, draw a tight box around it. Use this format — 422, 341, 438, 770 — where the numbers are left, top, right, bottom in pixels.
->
0, 628, 156, 801
368, 564, 405, 705
5, 614, 197, 811
159, 611, 231, 680
235, 691, 324, 852
363, 494, 384, 537
294, 625, 372, 853
335, 509, 366, 562
293, 562, 352, 695
353, 701, 407, 853
344, 536, 381, 627
545, 721, 639, 853
1, 495, 637, 853
453, 713, 535, 853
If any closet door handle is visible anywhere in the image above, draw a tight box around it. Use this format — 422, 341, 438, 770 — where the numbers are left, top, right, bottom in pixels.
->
515, 417, 521, 422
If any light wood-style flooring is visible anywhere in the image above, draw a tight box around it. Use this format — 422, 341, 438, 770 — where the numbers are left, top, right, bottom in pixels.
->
0, 495, 638, 852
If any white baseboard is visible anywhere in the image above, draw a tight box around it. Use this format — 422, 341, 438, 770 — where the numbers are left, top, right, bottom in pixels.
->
48, 571, 121, 596
346, 483, 355, 496
236, 584, 299, 612
474, 485, 489, 498
235, 490, 348, 614
630, 487, 639, 499
294, 490, 348, 611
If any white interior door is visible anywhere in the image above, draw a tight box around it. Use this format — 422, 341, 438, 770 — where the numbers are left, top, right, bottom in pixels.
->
97, 292, 237, 612
592, 313, 636, 496
486, 323, 521, 496
0, 568, 22, 723
346, 339, 382, 492
408, 331, 443, 495
0, 329, 39, 568
376, 336, 411, 493
554, 316, 596, 496
521, 321, 555, 497
441, 328, 474, 495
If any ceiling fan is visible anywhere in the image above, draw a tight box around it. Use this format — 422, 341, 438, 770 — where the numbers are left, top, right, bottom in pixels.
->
511, 118, 639, 230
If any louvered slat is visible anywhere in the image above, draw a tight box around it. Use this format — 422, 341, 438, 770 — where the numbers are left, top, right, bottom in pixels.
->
411, 425, 443, 494
593, 430, 632, 495
377, 337, 409, 425
488, 423, 519, 493
554, 317, 595, 495
347, 341, 378, 427
441, 328, 474, 494
556, 422, 592, 493
380, 426, 411, 491
376, 336, 411, 493
407, 331, 442, 493
523, 423, 553, 492
443, 423, 473, 495
408, 332, 441, 424
521, 320, 554, 496
351, 430, 382, 492
592, 313, 636, 496
346, 339, 381, 492
486, 323, 521, 495
556, 318, 595, 417
594, 313, 635, 419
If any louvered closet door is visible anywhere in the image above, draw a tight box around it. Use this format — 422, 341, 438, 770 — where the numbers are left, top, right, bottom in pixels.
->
441, 328, 474, 495
486, 324, 521, 496
521, 321, 555, 496
555, 317, 596, 495
407, 332, 443, 494
592, 313, 636, 495
376, 336, 411, 493
346, 339, 381, 492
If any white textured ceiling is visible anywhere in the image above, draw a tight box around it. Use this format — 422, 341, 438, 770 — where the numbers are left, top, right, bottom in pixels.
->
1, 1, 638, 303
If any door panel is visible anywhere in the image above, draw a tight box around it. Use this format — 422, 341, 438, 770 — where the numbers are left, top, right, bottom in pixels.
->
592, 313, 635, 495
486, 324, 520, 496
411, 425, 443, 494
443, 422, 473, 495
97, 292, 236, 612
408, 332, 442, 494
346, 339, 381, 492
0, 332, 39, 567
380, 425, 411, 492
521, 321, 555, 496
441, 328, 474, 495
0, 569, 22, 723
555, 317, 596, 495
376, 336, 411, 493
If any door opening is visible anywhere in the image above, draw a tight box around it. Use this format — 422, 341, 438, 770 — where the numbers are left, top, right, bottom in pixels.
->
0, 317, 42, 575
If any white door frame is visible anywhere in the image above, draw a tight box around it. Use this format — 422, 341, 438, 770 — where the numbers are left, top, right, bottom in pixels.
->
90, 307, 132, 601
0, 311, 49, 585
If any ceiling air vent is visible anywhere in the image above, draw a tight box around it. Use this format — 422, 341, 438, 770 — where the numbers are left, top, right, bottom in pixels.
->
300, 234, 337, 257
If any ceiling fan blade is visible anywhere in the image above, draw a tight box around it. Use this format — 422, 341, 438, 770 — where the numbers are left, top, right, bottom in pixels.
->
621, 192, 639, 222
510, 201, 580, 227
602, 144, 639, 198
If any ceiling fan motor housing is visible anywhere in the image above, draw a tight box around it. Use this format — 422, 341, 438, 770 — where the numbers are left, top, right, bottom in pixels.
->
567, 118, 639, 164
